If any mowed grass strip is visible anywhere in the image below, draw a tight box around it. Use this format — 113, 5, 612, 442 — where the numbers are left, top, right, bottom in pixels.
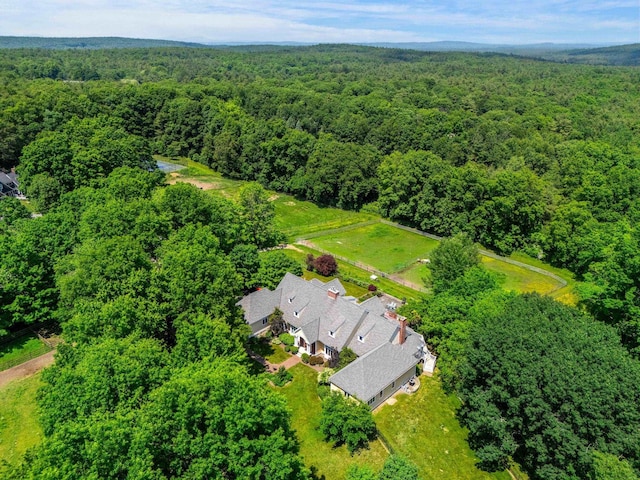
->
311, 222, 439, 274
273, 197, 374, 240
0, 336, 52, 372
275, 364, 388, 480
375, 375, 511, 480
0, 374, 43, 472
480, 256, 563, 295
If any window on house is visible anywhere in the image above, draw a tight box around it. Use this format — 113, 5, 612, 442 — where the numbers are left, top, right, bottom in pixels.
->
368, 398, 375, 405
392, 381, 395, 388
324, 345, 333, 356
294, 311, 299, 318
262, 318, 268, 325
357, 335, 364, 342
288, 298, 293, 303
345, 393, 350, 398
328, 330, 335, 338
379, 390, 383, 398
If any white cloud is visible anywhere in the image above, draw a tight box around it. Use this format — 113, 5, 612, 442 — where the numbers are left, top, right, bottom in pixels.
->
0, 0, 637, 43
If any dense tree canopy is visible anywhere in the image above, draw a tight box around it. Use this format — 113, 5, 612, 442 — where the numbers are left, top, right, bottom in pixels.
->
3, 44, 640, 479
458, 294, 640, 479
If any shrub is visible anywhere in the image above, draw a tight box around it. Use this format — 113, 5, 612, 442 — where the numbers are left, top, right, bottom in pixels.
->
337, 347, 357, 370
290, 346, 299, 355
301, 353, 310, 364
318, 368, 335, 385
264, 330, 273, 340
317, 384, 330, 399
367, 284, 377, 292
272, 337, 282, 345
284, 345, 291, 352
271, 366, 293, 387
309, 355, 324, 366
314, 254, 338, 276
279, 333, 295, 346
305, 253, 315, 271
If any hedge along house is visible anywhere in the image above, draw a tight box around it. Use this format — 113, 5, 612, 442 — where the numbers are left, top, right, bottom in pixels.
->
237, 273, 437, 409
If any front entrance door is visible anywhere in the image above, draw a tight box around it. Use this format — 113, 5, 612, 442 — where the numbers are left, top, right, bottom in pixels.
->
310, 342, 316, 354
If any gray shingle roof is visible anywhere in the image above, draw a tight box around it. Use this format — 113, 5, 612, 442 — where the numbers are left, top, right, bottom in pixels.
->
238, 273, 431, 400
329, 339, 423, 402
236, 288, 282, 325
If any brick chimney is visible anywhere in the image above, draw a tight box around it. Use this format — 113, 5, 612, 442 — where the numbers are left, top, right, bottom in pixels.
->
398, 315, 407, 345
327, 287, 339, 300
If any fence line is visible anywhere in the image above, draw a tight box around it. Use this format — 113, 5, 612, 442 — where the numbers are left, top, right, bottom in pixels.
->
0, 344, 53, 372
381, 220, 568, 288
0, 321, 57, 348
296, 240, 428, 293
295, 219, 379, 241
376, 429, 396, 455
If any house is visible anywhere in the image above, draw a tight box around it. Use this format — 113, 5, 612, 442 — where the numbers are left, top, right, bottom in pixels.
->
237, 273, 437, 409
0, 170, 22, 198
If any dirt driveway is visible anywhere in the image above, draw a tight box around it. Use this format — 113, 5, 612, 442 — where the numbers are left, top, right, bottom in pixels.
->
0, 350, 55, 388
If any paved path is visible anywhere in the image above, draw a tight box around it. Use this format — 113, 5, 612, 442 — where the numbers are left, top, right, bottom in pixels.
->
0, 350, 55, 388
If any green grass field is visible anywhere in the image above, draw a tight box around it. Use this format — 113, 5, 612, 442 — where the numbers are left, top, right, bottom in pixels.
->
275, 364, 388, 479
272, 196, 374, 240
158, 157, 574, 301
248, 337, 291, 364
286, 245, 423, 302
311, 223, 439, 273
0, 374, 43, 473
0, 336, 52, 372
480, 256, 562, 294
375, 375, 511, 480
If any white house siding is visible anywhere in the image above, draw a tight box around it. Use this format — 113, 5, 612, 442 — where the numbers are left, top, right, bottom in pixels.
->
249, 317, 269, 336
365, 365, 416, 410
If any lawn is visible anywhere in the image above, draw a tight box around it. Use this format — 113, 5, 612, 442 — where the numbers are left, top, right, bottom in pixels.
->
0, 374, 43, 473
288, 245, 423, 302
375, 374, 512, 480
247, 337, 290, 364
480, 256, 563, 295
0, 335, 52, 372
275, 364, 388, 480
272, 196, 375, 240
311, 222, 439, 273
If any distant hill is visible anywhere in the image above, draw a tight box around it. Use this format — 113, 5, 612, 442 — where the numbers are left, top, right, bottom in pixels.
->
361, 41, 638, 66
0, 36, 208, 49
363, 41, 603, 54
1, 36, 637, 66
543, 43, 640, 66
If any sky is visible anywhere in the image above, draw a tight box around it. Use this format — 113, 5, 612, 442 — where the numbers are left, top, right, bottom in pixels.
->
0, 0, 638, 45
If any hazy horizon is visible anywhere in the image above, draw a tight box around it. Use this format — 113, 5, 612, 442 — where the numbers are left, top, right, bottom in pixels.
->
1, 1, 637, 45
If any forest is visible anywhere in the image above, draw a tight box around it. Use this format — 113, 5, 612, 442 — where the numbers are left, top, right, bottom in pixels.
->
0, 45, 639, 479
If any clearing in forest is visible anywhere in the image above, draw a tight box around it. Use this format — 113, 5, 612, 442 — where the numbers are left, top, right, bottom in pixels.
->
310, 222, 439, 273
158, 158, 571, 298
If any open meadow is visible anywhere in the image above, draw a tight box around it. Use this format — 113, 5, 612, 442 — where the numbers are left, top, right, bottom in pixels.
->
0, 375, 43, 473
